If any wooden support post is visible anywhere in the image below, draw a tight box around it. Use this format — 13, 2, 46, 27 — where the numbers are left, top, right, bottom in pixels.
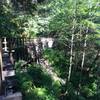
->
0, 39, 3, 95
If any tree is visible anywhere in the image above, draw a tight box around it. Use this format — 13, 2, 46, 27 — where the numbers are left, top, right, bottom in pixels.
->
48, 0, 100, 99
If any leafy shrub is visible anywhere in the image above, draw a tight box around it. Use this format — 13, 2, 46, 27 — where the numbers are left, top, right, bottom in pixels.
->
15, 62, 61, 100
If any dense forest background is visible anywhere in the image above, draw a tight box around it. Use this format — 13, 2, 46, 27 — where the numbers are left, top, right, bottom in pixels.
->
0, 0, 100, 100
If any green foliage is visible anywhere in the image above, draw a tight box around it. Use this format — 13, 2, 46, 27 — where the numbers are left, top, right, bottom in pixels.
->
15, 62, 61, 100
0, 0, 50, 37
1, 0, 100, 100
81, 82, 97, 97
0, 4, 17, 37
43, 49, 69, 78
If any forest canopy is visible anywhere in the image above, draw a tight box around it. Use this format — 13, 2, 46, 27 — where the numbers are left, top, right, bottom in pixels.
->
0, 0, 100, 100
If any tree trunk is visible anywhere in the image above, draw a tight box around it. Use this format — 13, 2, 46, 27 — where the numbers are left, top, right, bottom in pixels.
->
68, 33, 74, 82
0, 39, 3, 95
81, 34, 88, 70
